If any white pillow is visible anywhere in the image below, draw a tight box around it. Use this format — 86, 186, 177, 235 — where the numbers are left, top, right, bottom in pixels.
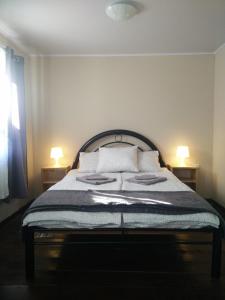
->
96, 146, 139, 173
138, 151, 161, 172
78, 152, 98, 172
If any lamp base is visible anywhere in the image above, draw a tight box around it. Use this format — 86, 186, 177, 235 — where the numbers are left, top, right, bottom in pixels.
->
177, 157, 187, 167
53, 159, 61, 168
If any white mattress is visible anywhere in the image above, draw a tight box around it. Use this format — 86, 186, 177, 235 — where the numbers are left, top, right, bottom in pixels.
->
23, 169, 220, 229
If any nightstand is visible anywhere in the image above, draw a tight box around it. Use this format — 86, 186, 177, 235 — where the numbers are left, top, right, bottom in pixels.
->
171, 166, 199, 191
41, 166, 71, 191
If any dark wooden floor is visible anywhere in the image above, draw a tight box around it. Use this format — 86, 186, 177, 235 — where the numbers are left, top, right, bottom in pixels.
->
0, 210, 225, 300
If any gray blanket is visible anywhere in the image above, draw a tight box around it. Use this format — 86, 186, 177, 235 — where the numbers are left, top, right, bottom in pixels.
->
23, 190, 224, 230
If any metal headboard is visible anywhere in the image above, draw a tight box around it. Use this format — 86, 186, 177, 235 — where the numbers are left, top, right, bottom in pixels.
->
72, 129, 166, 169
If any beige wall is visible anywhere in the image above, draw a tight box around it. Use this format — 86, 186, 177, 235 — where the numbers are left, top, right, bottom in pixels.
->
213, 45, 225, 206
30, 54, 215, 197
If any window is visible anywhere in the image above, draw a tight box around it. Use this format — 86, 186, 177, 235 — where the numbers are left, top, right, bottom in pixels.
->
0, 47, 9, 199
0, 47, 27, 199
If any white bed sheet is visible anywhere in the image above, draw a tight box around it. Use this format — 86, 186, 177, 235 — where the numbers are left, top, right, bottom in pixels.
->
122, 212, 219, 229
23, 169, 220, 229
49, 170, 122, 191
23, 211, 219, 229
23, 211, 122, 229
121, 168, 192, 192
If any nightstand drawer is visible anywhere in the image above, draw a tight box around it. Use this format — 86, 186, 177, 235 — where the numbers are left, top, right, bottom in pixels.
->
172, 168, 196, 181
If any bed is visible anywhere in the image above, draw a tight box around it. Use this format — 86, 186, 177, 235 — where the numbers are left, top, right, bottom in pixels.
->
22, 129, 224, 280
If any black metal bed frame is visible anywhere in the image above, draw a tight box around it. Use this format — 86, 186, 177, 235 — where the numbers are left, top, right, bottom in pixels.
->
22, 129, 223, 280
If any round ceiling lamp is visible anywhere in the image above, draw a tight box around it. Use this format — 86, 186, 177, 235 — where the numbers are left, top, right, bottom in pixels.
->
105, 1, 138, 21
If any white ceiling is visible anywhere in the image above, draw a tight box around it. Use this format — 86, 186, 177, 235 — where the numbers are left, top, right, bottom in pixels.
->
0, 0, 224, 55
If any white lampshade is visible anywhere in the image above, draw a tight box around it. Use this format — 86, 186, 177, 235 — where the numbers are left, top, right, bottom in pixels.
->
50, 147, 63, 166
176, 146, 189, 158
106, 1, 137, 21
176, 146, 190, 166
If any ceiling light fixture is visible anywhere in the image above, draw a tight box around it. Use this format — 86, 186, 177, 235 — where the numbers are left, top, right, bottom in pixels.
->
105, 1, 138, 21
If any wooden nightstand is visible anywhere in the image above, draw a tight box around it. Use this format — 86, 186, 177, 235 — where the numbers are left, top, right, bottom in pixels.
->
171, 166, 199, 191
41, 166, 71, 191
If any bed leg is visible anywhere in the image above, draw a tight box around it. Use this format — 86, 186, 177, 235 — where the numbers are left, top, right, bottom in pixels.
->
24, 228, 35, 281
211, 229, 222, 279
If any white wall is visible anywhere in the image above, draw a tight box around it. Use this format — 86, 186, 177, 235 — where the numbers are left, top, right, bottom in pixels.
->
30, 54, 215, 197
213, 45, 225, 206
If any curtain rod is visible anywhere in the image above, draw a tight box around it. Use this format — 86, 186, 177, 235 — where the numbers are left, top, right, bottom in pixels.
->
0, 39, 26, 57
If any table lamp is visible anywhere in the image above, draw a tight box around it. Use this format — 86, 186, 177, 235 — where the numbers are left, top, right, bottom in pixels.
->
50, 147, 63, 167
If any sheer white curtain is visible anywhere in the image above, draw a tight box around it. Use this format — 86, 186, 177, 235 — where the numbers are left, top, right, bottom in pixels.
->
0, 47, 9, 199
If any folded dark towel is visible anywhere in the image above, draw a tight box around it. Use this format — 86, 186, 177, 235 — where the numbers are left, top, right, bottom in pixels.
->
82, 174, 110, 181
76, 177, 116, 185
127, 176, 167, 185
134, 174, 157, 180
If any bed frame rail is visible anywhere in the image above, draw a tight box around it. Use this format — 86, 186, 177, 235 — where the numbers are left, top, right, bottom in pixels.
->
23, 226, 222, 281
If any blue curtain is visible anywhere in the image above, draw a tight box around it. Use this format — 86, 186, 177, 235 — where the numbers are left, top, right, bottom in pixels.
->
6, 48, 28, 198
